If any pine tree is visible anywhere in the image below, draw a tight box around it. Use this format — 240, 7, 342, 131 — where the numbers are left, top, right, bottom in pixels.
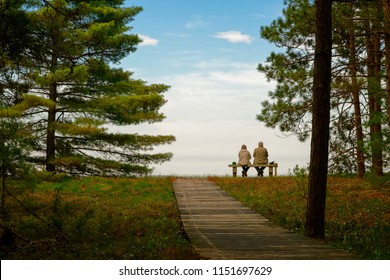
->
258, 0, 389, 175
0, 0, 34, 208
0, 0, 175, 176
257, 0, 317, 144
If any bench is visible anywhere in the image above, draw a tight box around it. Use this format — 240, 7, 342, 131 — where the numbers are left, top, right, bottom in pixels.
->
228, 163, 278, 177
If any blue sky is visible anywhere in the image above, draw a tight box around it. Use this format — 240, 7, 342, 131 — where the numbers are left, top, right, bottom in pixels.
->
119, 0, 311, 176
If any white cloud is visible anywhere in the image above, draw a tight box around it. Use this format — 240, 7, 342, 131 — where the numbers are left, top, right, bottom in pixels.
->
138, 34, 159, 46
185, 15, 209, 29
157, 63, 273, 123
212, 31, 254, 44
164, 32, 191, 38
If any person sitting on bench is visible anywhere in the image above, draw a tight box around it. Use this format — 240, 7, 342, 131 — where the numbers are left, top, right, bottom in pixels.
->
238, 144, 251, 177
253, 141, 268, 177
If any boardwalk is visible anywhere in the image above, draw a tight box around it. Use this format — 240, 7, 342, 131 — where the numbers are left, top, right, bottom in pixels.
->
173, 178, 356, 260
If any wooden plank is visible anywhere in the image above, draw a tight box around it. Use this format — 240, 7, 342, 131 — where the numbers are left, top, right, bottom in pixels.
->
174, 178, 357, 260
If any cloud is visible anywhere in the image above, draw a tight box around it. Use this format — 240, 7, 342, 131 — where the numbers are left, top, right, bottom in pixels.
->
164, 32, 191, 38
138, 34, 159, 46
212, 31, 253, 44
185, 15, 209, 29
126, 61, 309, 176
157, 62, 274, 123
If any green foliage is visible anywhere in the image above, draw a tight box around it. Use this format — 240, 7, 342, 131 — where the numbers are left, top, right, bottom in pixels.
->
2, 177, 198, 259
292, 164, 308, 198
258, 0, 314, 141
0, 0, 175, 177
0, 101, 35, 209
32, 170, 68, 183
365, 172, 390, 190
258, 0, 389, 175
0, 117, 32, 177
0, 0, 34, 61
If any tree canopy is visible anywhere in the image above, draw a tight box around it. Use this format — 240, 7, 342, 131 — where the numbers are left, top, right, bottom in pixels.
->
258, 0, 389, 176
0, 0, 175, 177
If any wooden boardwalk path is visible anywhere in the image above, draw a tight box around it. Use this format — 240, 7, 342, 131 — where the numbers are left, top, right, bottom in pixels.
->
173, 178, 356, 260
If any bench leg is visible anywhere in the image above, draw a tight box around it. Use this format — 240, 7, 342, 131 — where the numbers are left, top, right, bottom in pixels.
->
233, 166, 237, 177
268, 166, 273, 177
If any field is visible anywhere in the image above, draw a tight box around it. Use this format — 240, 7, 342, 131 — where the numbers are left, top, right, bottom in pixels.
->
0, 174, 389, 259
211, 175, 390, 259
0, 176, 199, 260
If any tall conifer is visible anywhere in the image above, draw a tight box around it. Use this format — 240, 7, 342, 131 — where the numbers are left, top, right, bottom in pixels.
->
0, 0, 175, 176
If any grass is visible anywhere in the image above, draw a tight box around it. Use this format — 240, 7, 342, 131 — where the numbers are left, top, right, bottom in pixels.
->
1, 174, 389, 259
1, 176, 199, 260
210, 175, 390, 260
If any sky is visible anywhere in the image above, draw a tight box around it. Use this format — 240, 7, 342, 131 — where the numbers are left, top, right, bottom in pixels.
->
119, 0, 311, 176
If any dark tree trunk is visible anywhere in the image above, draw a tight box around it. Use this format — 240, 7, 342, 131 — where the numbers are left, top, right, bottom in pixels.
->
383, 0, 390, 129
46, 83, 56, 172
46, 61, 57, 173
305, 0, 332, 239
1, 167, 5, 210
347, 15, 366, 177
366, 8, 383, 177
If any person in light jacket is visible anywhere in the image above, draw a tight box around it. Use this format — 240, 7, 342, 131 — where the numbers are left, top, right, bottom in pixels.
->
238, 144, 251, 177
253, 141, 268, 177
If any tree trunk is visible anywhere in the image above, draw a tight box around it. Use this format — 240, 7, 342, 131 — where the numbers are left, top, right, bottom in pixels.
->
347, 14, 366, 177
1, 167, 5, 210
383, 0, 390, 128
366, 6, 384, 176
46, 82, 57, 172
305, 0, 332, 239
46, 50, 58, 172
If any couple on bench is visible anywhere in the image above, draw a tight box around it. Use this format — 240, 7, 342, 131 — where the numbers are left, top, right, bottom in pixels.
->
238, 142, 269, 177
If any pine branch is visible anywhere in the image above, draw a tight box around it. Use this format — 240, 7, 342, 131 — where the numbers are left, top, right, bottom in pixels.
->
5, 189, 68, 241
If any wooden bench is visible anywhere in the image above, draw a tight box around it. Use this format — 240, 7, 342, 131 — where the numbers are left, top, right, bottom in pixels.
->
228, 163, 278, 177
